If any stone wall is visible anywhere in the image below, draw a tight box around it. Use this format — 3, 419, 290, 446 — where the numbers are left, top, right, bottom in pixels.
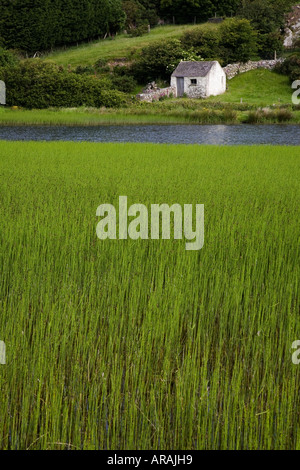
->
136, 86, 176, 102
223, 59, 284, 80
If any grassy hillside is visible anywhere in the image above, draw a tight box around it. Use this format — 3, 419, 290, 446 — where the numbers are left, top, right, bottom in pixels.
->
45, 24, 216, 67
209, 69, 292, 106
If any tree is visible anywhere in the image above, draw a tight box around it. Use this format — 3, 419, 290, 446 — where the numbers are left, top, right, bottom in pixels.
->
0, 0, 126, 53
237, 0, 294, 33
219, 18, 258, 63
131, 38, 201, 82
159, 0, 214, 24
123, 0, 159, 28
158, 0, 242, 24
181, 28, 221, 60
237, 0, 295, 60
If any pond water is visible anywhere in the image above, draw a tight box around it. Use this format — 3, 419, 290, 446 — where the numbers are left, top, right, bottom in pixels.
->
0, 124, 300, 145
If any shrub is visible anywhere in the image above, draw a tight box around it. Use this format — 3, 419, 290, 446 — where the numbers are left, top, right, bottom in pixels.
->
181, 28, 221, 60
131, 39, 201, 83
128, 24, 148, 37
0, 47, 19, 67
131, 39, 184, 82
219, 19, 258, 64
258, 31, 284, 60
75, 65, 95, 75
94, 59, 110, 74
111, 75, 137, 93
0, 59, 127, 108
180, 19, 258, 65
96, 89, 127, 107
113, 65, 129, 76
276, 54, 300, 83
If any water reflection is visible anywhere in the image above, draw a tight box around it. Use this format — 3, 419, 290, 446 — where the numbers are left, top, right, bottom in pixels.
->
0, 124, 299, 145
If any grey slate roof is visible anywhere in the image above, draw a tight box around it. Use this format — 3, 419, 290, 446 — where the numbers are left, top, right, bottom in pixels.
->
172, 61, 216, 78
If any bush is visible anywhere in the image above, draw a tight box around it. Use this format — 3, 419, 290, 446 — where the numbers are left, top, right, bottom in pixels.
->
94, 59, 110, 74
111, 75, 137, 93
237, 0, 292, 35
128, 24, 148, 37
0, 47, 19, 67
0, 59, 127, 108
131, 39, 201, 83
74, 65, 95, 75
98, 89, 127, 108
219, 19, 258, 64
181, 28, 221, 60
131, 39, 184, 83
258, 31, 284, 60
113, 65, 131, 77
277, 54, 300, 83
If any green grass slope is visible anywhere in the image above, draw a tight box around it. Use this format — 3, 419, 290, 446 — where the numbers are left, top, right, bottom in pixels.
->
45, 24, 216, 67
209, 69, 293, 106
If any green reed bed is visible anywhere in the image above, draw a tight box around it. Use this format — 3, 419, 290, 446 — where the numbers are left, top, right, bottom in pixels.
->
0, 142, 299, 449
0, 104, 298, 126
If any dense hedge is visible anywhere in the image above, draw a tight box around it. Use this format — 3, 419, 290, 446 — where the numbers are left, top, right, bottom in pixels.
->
0, 0, 125, 53
0, 60, 127, 108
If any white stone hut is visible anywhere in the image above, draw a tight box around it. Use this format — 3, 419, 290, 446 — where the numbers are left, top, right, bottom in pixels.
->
0, 80, 6, 105
171, 61, 226, 98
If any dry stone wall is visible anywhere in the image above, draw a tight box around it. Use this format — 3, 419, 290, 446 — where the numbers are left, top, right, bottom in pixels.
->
223, 59, 284, 80
136, 86, 176, 102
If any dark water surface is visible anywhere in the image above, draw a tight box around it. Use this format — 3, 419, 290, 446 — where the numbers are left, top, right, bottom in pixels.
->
0, 124, 300, 145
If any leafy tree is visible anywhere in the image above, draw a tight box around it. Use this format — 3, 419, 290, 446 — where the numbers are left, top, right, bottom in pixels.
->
159, 0, 214, 24
158, 0, 242, 23
237, 0, 294, 33
236, 1, 295, 60
0, 0, 126, 53
138, 0, 159, 25
258, 31, 284, 60
277, 53, 300, 82
219, 18, 258, 63
123, 1, 146, 28
181, 28, 221, 60
123, 0, 157, 28
211, 0, 241, 16
131, 38, 201, 82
